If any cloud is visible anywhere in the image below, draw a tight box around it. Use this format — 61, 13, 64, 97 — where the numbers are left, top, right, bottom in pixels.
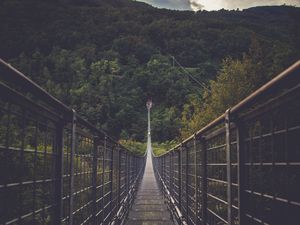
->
222, 0, 300, 9
188, 0, 204, 11
138, 0, 300, 11
193, 0, 300, 11
141, 0, 191, 10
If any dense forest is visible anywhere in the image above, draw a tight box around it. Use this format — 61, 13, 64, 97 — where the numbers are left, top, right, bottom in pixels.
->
1, 0, 299, 147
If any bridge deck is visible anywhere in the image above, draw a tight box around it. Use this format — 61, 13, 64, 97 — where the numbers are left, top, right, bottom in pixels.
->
126, 152, 174, 225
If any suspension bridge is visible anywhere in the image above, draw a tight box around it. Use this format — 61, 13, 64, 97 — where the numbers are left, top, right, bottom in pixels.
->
0, 58, 300, 225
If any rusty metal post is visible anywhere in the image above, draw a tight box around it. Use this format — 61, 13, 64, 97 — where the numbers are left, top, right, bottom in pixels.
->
92, 136, 99, 225
117, 145, 121, 217
178, 145, 182, 213
193, 135, 198, 224
69, 110, 76, 225
200, 137, 207, 224
109, 144, 114, 221
54, 121, 64, 225
101, 136, 106, 223
225, 109, 232, 225
236, 120, 244, 225
185, 143, 189, 220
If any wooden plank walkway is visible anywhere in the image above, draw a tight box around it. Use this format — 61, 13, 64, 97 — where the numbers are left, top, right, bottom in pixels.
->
126, 152, 174, 225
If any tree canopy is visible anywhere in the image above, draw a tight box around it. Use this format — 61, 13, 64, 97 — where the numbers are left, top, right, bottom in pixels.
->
1, 0, 299, 142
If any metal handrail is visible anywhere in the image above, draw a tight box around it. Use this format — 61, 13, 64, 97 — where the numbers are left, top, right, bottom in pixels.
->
155, 60, 300, 157
0, 58, 123, 144
153, 60, 300, 225
0, 58, 146, 225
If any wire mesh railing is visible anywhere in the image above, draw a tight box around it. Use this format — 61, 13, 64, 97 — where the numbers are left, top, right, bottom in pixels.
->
153, 60, 300, 225
0, 59, 146, 225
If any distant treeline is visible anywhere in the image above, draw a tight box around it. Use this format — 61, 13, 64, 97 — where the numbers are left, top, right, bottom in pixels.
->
1, 0, 299, 142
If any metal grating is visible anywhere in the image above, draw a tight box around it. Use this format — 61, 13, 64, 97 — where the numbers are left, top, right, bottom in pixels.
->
0, 59, 146, 225
153, 61, 300, 225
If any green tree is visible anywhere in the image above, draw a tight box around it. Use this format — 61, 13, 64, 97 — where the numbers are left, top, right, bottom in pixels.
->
181, 38, 266, 138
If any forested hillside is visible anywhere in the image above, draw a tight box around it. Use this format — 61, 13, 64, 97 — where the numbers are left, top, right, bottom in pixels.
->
1, 0, 299, 143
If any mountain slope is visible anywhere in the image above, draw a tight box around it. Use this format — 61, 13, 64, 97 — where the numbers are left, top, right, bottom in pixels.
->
0, 0, 299, 141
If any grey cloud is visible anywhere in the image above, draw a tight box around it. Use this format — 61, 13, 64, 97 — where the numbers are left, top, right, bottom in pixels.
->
138, 0, 300, 10
222, 0, 300, 9
141, 0, 192, 10
189, 0, 204, 10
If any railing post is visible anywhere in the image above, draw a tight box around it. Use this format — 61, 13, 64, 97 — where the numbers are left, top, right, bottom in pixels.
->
200, 137, 207, 225
92, 136, 99, 225
161, 157, 163, 183
162, 157, 165, 185
170, 151, 174, 198
124, 152, 127, 194
236, 119, 244, 225
178, 146, 182, 214
54, 121, 64, 225
117, 145, 121, 217
126, 151, 130, 209
193, 135, 197, 224
167, 155, 169, 196
69, 110, 76, 225
225, 109, 232, 225
159, 158, 162, 177
129, 153, 131, 190
134, 156, 137, 179
102, 136, 107, 223
185, 143, 189, 220
109, 144, 114, 220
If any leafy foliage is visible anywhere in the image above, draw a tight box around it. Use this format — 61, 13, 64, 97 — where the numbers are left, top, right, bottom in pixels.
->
0, 0, 299, 142
119, 139, 178, 156
180, 36, 282, 138
152, 141, 178, 156
119, 139, 147, 156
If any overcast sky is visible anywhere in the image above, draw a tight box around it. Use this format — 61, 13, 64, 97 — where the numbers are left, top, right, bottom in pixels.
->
137, 0, 300, 11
